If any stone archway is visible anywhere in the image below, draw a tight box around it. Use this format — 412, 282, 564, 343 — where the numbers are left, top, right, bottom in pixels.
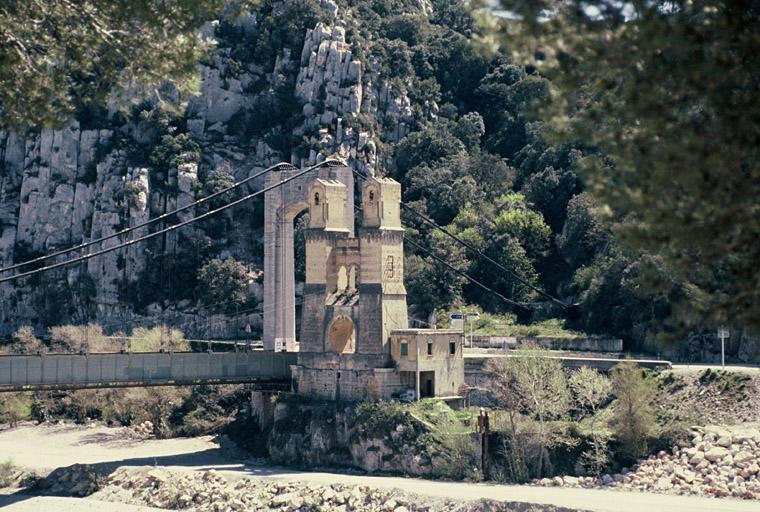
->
262, 165, 354, 351
328, 316, 356, 354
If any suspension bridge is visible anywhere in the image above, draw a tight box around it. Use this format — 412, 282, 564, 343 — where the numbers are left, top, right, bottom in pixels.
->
0, 158, 589, 395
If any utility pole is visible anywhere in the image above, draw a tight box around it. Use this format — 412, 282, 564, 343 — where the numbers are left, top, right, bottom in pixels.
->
718, 327, 729, 368
415, 336, 421, 401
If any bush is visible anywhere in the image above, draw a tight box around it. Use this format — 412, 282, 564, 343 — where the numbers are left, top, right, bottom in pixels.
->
484, 345, 573, 478
431, 432, 480, 481
130, 326, 190, 352
568, 367, 612, 475
148, 133, 201, 176
0, 459, 17, 487
0, 394, 31, 427
0, 326, 44, 354
49, 324, 111, 353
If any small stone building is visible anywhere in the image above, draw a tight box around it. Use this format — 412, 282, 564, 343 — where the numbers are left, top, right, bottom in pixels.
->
291, 175, 464, 401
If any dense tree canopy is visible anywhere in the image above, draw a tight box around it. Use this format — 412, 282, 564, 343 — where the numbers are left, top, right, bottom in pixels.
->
495, 0, 760, 330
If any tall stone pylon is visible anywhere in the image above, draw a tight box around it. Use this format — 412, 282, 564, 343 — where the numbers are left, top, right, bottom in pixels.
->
262, 165, 354, 351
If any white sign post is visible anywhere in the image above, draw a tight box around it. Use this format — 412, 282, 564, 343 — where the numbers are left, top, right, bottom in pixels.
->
718, 327, 729, 368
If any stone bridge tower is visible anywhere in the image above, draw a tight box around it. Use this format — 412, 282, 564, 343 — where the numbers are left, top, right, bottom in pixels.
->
264, 166, 464, 401
262, 165, 353, 351
299, 176, 407, 357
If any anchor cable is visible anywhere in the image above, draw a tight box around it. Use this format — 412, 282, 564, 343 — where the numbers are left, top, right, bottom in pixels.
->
0, 159, 344, 284
0, 161, 298, 274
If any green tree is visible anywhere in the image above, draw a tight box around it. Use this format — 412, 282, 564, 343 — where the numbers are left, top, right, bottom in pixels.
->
569, 252, 678, 352
568, 367, 612, 475
0, 0, 227, 129
201, 161, 236, 209
557, 193, 611, 272
495, 0, 760, 331
450, 197, 549, 311
610, 363, 657, 463
404, 231, 468, 317
149, 133, 201, 177
197, 257, 250, 310
486, 345, 570, 478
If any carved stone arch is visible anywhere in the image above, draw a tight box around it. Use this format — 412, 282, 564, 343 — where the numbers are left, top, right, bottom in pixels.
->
263, 165, 354, 351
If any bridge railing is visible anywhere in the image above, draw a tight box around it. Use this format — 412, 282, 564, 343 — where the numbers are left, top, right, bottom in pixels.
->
0, 351, 297, 392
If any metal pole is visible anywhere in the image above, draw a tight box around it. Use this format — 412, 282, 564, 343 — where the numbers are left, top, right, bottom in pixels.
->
721, 333, 725, 368
718, 327, 728, 368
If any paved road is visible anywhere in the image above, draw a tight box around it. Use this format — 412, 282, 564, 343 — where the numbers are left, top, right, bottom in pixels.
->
670, 363, 760, 374
0, 423, 758, 512
226, 466, 758, 512
0, 495, 163, 512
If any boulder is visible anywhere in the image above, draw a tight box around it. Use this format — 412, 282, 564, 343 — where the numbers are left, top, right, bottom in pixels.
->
704, 447, 730, 462
562, 476, 579, 486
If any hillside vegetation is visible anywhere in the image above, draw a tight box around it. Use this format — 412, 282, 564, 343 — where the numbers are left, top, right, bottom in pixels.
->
0, 0, 698, 355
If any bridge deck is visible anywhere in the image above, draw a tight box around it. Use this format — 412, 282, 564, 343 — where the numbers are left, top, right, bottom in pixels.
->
0, 351, 296, 392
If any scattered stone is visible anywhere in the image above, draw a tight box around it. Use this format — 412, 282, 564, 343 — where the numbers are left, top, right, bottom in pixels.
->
532, 424, 760, 501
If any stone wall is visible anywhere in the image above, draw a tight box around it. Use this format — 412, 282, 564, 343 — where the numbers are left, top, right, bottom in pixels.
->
292, 352, 406, 401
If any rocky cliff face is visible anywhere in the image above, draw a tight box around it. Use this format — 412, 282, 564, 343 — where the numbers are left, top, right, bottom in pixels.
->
267, 397, 445, 476
0, 0, 425, 337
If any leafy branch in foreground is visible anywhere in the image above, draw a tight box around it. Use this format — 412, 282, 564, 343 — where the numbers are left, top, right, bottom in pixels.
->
0, 0, 232, 129
491, 1, 760, 332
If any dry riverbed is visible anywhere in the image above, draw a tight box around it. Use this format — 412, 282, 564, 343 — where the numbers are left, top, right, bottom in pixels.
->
1, 422, 759, 512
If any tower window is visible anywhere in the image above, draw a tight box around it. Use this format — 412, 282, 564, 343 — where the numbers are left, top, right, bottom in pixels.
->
427, 339, 433, 356
449, 340, 456, 355
400, 339, 408, 357
314, 192, 320, 205
369, 190, 375, 202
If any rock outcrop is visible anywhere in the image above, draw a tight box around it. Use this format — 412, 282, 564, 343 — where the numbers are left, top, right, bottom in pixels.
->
267, 399, 438, 476
0, 1, 422, 337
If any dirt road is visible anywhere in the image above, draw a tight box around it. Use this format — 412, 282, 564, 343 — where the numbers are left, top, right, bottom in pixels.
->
0, 423, 757, 512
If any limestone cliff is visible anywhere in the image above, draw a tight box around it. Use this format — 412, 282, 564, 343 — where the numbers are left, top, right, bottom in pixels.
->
0, 0, 426, 336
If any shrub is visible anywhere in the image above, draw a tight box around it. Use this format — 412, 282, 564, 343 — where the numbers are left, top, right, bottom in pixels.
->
49, 324, 111, 353
568, 367, 612, 474
0, 326, 44, 355
484, 345, 571, 478
431, 432, 480, 481
0, 459, 17, 487
130, 326, 189, 352
0, 394, 32, 427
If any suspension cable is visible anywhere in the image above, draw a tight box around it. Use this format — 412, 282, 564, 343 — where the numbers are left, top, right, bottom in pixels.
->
0, 159, 345, 284
351, 201, 529, 311
0, 161, 297, 274
404, 237, 530, 311
350, 169, 570, 309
